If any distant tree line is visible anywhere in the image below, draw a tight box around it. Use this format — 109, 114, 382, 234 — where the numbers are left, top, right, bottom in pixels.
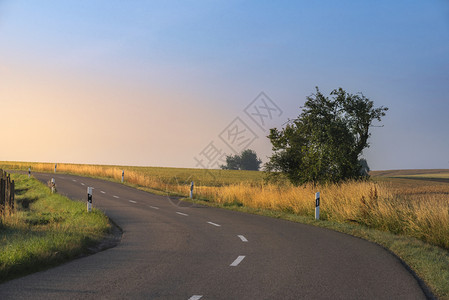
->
221, 149, 262, 171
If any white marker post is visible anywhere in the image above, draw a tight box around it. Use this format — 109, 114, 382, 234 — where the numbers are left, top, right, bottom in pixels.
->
121, 170, 124, 183
54, 163, 57, 173
190, 181, 194, 199
51, 178, 55, 193
87, 187, 93, 212
315, 192, 320, 220
28, 167, 31, 178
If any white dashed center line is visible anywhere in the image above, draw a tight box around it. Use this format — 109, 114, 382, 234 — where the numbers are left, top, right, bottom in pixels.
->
188, 296, 203, 300
72, 179, 77, 182
129, 200, 137, 204
100, 191, 106, 194
207, 221, 221, 227
80, 183, 85, 186
113, 195, 119, 199
149, 206, 159, 210
176, 212, 188, 216
230, 255, 246, 267
238, 235, 248, 242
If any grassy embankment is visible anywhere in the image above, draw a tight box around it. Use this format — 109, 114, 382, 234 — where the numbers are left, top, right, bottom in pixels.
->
0, 174, 110, 283
1, 162, 449, 298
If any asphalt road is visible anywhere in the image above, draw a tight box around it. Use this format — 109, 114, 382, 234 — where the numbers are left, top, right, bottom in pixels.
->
0, 173, 429, 299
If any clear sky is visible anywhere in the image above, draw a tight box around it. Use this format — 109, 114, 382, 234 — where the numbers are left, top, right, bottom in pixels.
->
1, 1, 448, 170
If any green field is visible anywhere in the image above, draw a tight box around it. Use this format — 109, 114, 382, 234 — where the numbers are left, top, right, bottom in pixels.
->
122, 165, 265, 186
0, 161, 265, 186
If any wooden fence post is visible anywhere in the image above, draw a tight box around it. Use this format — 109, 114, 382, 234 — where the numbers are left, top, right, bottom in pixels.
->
6, 176, 10, 215
0, 169, 3, 216
0, 178, 5, 216
9, 180, 15, 215
0, 171, 16, 217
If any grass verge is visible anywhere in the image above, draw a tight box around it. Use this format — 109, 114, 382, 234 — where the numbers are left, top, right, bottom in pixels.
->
0, 174, 111, 283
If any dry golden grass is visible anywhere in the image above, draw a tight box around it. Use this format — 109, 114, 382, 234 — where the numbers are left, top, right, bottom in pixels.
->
193, 180, 449, 249
2, 161, 448, 250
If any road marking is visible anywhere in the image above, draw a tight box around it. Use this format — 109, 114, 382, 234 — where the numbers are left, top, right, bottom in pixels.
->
81, 183, 85, 186
176, 212, 188, 216
238, 235, 248, 242
149, 206, 159, 210
188, 296, 203, 300
113, 195, 119, 199
100, 191, 106, 194
72, 179, 77, 182
207, 221, 221, 227
129, 200, 137, 204
230, 255, 246, 267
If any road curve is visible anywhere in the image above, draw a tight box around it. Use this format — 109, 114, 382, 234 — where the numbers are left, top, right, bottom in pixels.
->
0, 173, 428, 299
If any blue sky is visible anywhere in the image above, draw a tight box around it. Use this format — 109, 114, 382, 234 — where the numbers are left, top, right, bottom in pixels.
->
1, 1, 448, 170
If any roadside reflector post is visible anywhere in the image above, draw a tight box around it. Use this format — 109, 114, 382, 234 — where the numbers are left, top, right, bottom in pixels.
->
54, 163, 57, 173
28, 167, 31, 178
121, 170, 124, 183
87, 187, 93, 212
190, 181, 194, 199
315, 192, 320, 220
51, 178, 55, 194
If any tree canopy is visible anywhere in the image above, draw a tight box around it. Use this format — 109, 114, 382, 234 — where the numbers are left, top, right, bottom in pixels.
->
221, 149, 262, 171
265, 87, 388, 185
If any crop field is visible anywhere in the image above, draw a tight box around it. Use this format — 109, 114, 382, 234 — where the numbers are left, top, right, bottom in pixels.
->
2, 161, 449, 251
401, 173, 449, 179
0, 161, 265, 187
370, 169, 449, 177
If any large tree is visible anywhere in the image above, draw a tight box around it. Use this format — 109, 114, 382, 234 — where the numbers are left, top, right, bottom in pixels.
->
265, 87, 388, 185
221, 149, 262, 171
